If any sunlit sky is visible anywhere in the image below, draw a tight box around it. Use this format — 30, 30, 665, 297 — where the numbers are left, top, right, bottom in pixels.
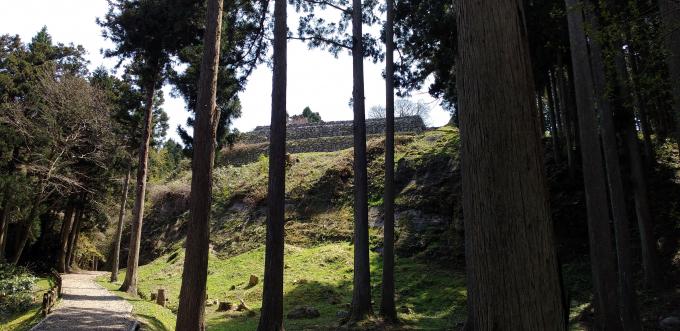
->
0, 0, 451, 143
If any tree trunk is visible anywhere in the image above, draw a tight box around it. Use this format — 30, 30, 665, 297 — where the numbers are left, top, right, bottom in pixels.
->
456, 0, 565, 329
11, 194, 42, 265
348, 0, 372, 323
0, 187, 13, 262
379, 0, 397, 323
257, 0, 287, 330
658, 0, 680, 153
66, 208, 82, 272
111, 168, 131, 282
628, 53, 656, 167
57, 204, 75, 273
586, 6, 642, 329
68, 213, 83, 270
537, 92, 546, 137
120, 76, 156, 295
610, 45, 663, 290
546, 76, 561, 163
555, 62, 577, 179
175, 0, 224, 329
564, 1, 623, 328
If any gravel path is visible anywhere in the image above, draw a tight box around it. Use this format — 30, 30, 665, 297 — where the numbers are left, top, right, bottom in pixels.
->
31, 271, 137, 331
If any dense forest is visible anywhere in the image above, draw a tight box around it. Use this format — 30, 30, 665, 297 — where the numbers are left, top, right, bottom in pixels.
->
1, 0, 679, 330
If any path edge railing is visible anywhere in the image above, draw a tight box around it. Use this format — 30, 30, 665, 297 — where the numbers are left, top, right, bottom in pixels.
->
40, 270, 62, 316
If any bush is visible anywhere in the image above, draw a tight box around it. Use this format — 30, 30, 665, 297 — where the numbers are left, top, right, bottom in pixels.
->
0, 263, 37, 314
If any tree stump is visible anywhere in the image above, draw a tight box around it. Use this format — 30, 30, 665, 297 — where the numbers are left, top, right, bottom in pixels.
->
247, 274, 258, 287
156, 289, 166, 307
217, 301, 232, 311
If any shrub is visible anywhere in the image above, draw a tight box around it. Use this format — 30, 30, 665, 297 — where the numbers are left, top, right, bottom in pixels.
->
0, 263, 37, 314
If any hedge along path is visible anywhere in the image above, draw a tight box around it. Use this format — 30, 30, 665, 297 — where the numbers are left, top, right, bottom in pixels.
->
31, 271, 137, 331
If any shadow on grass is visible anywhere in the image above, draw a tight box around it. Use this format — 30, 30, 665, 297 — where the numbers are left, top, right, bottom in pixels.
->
207, 259, 466, 331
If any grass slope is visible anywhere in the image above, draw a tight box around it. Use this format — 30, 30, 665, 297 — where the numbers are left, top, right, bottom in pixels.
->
104, 243, 466, 330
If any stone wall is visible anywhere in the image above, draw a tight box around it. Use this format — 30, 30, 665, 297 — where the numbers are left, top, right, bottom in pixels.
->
221, 133, 417, 166
239, 115, 425, 144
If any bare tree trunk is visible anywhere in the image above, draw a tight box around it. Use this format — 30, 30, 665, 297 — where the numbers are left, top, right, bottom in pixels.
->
111, 168, 131, 282
659, 0, 680, 153
564, 1, 623, 329
57, 204, 75, 273
12, 194, 42, 265
546, 75, 561, 163
379, 0, 396, 323
66, 208, 82, 272
175, 0, 224, 329
586, 6, 642, 329
348, 0, 372, 323
120, 77, 156, 295
257, 0, 287, 330
456, 0, 565, 329
68, 213, 83, 270
611, 50, 664, 290
555, 62, 577, 179
0, 187, 13, 262
628, 54, 656, 167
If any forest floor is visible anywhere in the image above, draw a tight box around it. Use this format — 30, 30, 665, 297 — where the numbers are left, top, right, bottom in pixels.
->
31, 272, 136, 331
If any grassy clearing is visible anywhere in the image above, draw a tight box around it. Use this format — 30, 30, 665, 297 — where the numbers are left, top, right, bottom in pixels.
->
107, 243, 466, 330
0, 278, 52, 331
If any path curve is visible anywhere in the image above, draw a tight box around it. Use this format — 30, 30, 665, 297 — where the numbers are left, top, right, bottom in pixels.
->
31, 271, 137, 331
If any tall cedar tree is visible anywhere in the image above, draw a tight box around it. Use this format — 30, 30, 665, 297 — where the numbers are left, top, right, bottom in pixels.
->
602, 0, 663, 289
585, 4, 642, 328
111, 168, 131, 282
379, 0, 397, 323
349, 0, 372, 323
99, 0, 195, 294
175, 0, 224, 328
456, 0, 566, 329
258, 0, 287, 328
564, 0, 623, 328
659, 0, 680, 151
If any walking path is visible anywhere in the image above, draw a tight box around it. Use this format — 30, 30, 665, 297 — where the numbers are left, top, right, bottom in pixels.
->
31, 271, 137, 331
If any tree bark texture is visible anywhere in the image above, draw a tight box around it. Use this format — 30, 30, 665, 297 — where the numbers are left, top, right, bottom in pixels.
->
379, 0, 397, 323
257, 0, 287, 329
349, 0, 372, 323
456, 0, 566, 329
111, 168, 131, 282
564, 1, 623, 328
175, 0, 224, 329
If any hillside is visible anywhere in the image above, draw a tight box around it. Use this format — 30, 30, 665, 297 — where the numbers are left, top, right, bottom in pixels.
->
107, 126, 680, 330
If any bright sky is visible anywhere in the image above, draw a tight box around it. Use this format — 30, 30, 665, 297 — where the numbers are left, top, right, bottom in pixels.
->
0, 0, 451, 143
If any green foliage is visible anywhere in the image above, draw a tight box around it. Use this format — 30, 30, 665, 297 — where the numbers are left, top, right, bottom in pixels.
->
0, 264, 37, 314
